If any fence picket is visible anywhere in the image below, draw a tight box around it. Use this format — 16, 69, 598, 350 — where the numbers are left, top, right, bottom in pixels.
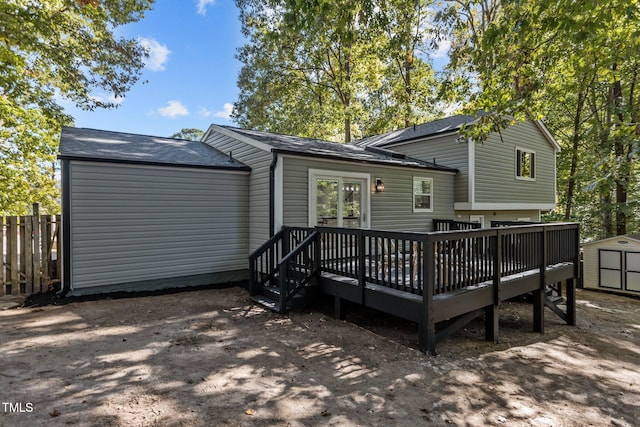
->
1, 212, 61, 296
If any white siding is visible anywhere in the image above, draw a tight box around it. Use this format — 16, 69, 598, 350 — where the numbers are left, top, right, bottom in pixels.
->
69, 161, 249, 290
203, 132, 271, 251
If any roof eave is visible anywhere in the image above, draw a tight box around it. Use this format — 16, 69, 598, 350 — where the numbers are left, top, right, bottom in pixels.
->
57, 154, 252, 172
272, 149, 458, 173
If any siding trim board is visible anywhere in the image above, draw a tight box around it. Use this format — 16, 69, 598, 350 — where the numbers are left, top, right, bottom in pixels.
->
57, 155, 251, 172
455, 202, 554, 210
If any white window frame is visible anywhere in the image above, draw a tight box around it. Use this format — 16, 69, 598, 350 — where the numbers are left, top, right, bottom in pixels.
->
469, 215, 485, 228
413, 176, 433, 213
308, 169, 370, 228
515, 147, 536, 181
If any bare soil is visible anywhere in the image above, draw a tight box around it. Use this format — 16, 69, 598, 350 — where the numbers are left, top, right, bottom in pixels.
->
0, 286, 638, 426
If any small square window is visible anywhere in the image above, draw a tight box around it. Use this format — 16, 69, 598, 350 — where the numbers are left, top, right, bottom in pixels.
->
516, 148, 535, 180
413, 177, 433, 212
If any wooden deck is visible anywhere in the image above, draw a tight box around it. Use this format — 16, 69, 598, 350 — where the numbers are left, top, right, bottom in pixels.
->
249, 223, 580, 354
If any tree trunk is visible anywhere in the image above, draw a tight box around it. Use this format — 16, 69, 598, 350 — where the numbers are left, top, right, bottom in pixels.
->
564, 91, 586, 220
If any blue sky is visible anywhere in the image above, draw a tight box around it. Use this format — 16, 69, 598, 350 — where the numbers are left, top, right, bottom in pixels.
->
63, 1, 451, 138
64, 0, 243, 138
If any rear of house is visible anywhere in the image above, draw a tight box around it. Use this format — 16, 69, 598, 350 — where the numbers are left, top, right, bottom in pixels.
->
355, 116, 560, 227
201, 125, 459, 249
59, 127, 251, 296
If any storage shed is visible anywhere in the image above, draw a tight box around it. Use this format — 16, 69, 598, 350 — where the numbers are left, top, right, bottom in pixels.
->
58, 127, 251, 296
582, 235, 640, 295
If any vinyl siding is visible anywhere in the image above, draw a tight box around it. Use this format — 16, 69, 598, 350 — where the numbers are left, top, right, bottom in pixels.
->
388, 133, 469, 203
281, 156, 455, 232
474, 121, 556, 204
203, 132, 271, 251
69, 161, 249, 290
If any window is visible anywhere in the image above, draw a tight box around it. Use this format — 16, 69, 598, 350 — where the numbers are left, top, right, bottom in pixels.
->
516, 148, 535, 180
413, 177, 433, 212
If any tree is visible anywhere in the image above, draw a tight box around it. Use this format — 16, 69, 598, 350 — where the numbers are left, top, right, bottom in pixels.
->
233, 0, 440, 142
171, 128, 205, 141
0, 0, 153, 215
437, 0, 640, 238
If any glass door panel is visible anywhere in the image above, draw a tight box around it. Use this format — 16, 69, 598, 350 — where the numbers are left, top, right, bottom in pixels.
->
342, 181, 362, 228
316, 179, 338, 226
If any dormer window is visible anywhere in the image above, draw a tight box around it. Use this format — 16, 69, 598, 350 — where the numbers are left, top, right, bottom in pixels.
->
516, 148, 535, 180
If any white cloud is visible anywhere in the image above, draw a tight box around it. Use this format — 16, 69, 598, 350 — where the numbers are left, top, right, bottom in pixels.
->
213, 103, 233, 119
198, 107, 213, 118
90, 92, 124, 106
196, 0, 216, 15
139, 37, 171, 71
432, 38, 451, 59
158, 100, 189, 118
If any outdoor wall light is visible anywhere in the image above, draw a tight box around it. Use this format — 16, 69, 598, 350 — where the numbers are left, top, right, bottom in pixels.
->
375, 178, 385, 193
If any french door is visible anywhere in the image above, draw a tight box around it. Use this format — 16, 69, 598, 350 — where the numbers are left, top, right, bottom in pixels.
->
310, 170, 370, 229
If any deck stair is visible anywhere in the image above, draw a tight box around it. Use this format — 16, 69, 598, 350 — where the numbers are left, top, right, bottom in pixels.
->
249, 227, 319, 313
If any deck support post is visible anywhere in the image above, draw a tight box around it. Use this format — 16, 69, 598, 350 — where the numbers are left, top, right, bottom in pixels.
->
487, 230, 502, 342
484, 304, 499, 342
419, 236, 436, 355
566, 278, 576, 326
334, 296, 347, 320
534, 227, 548, 333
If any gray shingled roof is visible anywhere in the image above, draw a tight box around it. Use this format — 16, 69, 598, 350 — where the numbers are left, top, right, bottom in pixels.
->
354, 114, 480, 147
221, 126, 457, 172
59, 127, 250, 171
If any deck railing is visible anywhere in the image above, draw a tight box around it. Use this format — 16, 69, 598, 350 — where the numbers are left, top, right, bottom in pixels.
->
248, 226, 314, 295
316, 223, 579, 298
433, 219, 482, 231
278, 231, 319, 313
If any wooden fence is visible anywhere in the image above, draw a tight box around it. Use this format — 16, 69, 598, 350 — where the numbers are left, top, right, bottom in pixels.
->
1, 206, 61, 296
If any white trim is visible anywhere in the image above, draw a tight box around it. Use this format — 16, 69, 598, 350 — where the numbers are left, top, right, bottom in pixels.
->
468, 138, 475, 204
412, 176, 434, 213
308, 169, 371, 228
278, 153, 456, 175
469, 215, 485, 228
454, 202, 556, 210
203, 124, 273, 152
515, 146, 536, 181
69, 159, 250, 175
274, 155, 284, 231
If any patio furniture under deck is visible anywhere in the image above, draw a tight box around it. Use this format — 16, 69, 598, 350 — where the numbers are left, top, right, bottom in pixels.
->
249, 223, 580, 354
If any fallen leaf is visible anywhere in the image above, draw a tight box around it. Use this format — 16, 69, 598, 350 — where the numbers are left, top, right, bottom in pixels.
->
245, 409, 255, 416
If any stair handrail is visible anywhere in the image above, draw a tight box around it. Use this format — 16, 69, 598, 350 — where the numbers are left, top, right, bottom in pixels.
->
248, 228, 286, 296
278, 230, 319, 314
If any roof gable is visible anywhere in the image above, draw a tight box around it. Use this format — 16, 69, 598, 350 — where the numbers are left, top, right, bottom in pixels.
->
354, 114, 561, 153
582, 234, 640, 246
59, 127, 250, 171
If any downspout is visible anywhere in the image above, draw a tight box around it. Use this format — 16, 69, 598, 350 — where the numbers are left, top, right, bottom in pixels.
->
269, 152, 277, 237
58, 159, 72, 297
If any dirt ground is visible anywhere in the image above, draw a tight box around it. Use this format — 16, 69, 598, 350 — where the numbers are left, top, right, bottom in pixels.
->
0, 286, 638, 427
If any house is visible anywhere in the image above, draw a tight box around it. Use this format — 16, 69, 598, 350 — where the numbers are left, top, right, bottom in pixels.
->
200, 125, 458, 251
582, 235, 640, 295
354, 115, 561, 227
58, 115, 562, 294
58, 116, 578, 354
58, 127, 251, 295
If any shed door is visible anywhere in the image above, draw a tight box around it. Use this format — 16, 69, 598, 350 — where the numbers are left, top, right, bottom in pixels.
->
599, 250, 622, 289
626, 251, 640, 292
